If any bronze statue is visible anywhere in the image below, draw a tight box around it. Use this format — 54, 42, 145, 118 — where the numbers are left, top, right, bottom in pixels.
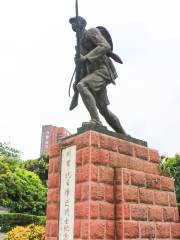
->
69, 16, 126, 134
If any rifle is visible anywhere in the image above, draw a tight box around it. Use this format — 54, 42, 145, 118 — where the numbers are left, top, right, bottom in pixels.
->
69, 0, 81, 111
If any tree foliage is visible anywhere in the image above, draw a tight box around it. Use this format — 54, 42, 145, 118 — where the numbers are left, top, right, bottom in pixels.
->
0, 142, 21, 159
161, 154, 180, 202
0, 155, 47, 215
23, 155, 49, 186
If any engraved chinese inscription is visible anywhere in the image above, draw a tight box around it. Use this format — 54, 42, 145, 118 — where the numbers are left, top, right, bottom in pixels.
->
59, 146, 76, 240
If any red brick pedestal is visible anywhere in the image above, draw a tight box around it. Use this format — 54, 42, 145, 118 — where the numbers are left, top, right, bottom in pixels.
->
45, 129, 180, 239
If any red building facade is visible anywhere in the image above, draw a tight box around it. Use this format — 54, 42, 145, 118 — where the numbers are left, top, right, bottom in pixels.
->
40, 125, 71, 156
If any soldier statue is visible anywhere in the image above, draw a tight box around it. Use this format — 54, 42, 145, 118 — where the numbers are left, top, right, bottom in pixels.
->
69, 16, 126, 135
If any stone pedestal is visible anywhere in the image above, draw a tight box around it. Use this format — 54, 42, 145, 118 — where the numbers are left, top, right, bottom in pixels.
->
45, 128, 180, 240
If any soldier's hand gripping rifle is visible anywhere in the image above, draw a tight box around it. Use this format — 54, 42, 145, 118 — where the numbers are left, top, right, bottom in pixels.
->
69, 0, 81, 111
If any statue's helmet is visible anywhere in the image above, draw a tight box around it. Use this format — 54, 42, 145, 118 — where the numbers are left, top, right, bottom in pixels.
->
69, 16, 87, 27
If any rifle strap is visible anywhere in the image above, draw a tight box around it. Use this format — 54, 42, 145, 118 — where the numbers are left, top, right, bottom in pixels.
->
68, 68, 76, 97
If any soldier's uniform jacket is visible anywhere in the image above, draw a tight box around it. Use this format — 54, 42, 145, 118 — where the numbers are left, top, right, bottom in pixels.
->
80, 27, 118, 91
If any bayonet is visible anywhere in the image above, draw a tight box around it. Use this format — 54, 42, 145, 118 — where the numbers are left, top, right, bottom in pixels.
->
69, 0, 81, 110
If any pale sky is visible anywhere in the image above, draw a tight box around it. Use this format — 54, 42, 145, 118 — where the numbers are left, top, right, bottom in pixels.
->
0, 0, 179, 160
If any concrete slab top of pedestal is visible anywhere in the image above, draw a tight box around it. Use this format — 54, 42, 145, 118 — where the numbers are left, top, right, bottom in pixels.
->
62, 123, 147, 147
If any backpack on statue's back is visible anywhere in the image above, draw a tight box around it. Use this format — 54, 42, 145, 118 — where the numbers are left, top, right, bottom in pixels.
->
96, 26, 123, 64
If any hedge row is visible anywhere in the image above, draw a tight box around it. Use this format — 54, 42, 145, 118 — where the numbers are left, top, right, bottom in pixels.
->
0, 213, 46, 232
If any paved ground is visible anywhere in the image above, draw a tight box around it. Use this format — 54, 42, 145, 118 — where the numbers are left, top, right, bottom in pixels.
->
0, 233, 5, 240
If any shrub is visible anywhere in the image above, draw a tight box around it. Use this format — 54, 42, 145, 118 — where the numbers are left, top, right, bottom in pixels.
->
0, 213, 45, 232
5, 224, 45, 240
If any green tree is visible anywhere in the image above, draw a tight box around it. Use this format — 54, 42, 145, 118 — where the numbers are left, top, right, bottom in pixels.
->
0, 142, 21, 159
161, 154, 180, 203
23, 155, 49, 186
0, 155, 47, 215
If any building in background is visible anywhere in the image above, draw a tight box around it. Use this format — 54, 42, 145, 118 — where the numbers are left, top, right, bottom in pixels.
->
40, 125, 71, 155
